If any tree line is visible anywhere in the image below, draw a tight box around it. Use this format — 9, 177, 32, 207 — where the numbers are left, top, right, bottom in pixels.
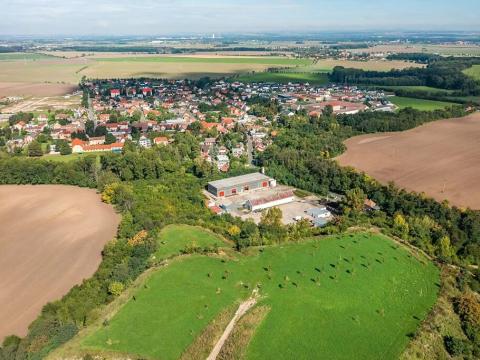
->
330, 57, 480, 95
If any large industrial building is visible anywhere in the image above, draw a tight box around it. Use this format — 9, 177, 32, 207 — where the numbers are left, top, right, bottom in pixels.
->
245, 190, 295, 212
207, 173, 276, 198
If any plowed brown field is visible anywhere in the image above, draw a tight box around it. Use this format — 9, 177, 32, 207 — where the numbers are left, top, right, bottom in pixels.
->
336, 112, 480, 209
0, 185, 120, 341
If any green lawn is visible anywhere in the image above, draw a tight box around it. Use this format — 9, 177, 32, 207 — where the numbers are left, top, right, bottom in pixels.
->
390, 96, 458, 111
41, 152, 104, 163
235, 72, 329, 85
463, 65, 480, 80
375, 86, 453, 94
154, 224, 230, 261
81, 232, 439, 360
0, 52, 55, 61
95, 56, 311, 66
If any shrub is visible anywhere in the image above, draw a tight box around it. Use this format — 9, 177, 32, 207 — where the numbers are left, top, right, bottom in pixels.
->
108, 282, 125, 297
444, 336, 470, 356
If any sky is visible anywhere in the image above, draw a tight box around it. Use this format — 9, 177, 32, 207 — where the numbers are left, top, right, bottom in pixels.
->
0, 0, 479, 36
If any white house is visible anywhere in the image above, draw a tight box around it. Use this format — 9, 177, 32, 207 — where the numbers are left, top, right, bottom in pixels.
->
139, 136, 152, 148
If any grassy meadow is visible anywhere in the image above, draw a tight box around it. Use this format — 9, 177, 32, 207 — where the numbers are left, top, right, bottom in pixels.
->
463, 65, 480, 80
373, 85, 454, 94
78, 230, 439, 360
154, 224, 230, 261
41, 152, 105, 163
390, 96, 458, 111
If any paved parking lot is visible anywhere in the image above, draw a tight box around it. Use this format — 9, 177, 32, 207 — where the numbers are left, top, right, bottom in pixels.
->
240, 198, 322, 224
205, 186, 327, 225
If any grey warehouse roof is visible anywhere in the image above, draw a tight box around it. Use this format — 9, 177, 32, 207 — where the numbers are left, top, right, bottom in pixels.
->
208, 173, 271, 189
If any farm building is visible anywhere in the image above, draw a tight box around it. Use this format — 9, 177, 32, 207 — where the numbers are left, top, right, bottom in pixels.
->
245, 191, 295, 212
207, 173, 276, 198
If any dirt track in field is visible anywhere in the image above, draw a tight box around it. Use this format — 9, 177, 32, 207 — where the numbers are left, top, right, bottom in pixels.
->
336, 112, 480, 209
0, 185, 120, 341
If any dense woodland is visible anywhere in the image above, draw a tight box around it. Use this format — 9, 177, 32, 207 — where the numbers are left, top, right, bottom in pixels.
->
330, 57, 480, 97
386, 53, 441, 64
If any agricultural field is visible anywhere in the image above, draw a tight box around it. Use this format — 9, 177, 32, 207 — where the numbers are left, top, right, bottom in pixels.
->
336, 112, 480, 210
298, 59, 423, 72
463, 64, 480, 80
0, 55, 312, 94
0, 185, 120, 341
0, 52, 57, 61
350, 44, 480, 57
389, 96, 458, 111
0, 53, 425, 97
1, 94, 81, 113
94, 56, 311, 66
234, 72, 329, 85
0, 82, 79, 98
61, 230, 439, 360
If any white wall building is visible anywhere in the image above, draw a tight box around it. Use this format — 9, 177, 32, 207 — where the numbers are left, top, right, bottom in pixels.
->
245, 191, 295, 212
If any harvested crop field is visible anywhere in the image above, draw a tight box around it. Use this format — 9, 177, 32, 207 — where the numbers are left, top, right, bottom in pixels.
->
336, 112, 480, 209
297, 59, 424, 72
0, 185, 120, 341
1, 94, 81, 113
0, 82, 78, 97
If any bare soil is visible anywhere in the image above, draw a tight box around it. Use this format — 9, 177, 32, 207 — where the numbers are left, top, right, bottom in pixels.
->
0, 82, 78, 97
0, 185, 120, 341
336, 112, 480, 209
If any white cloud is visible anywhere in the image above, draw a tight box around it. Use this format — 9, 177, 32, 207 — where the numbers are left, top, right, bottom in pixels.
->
0, 0, 478, 35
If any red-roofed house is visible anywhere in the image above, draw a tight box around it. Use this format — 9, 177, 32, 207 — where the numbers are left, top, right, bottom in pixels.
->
142, 87, 153, 96
99, 113, 111, 123
200, 121, 228, 134
110, 89, 121, 98
153, 137, 169, 146
72, 138, 124, 154
221, 117, 235, 129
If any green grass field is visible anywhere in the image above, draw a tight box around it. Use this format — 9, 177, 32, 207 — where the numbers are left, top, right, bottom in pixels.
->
154, 224, 229, 261
0, 52, 55, 61
235, 72, 329, 85
95, 56, 311, 66
374, 86, 453, 94
80, 231, 439, 360
463, 65, 480, 80
390, 96, 458, 111
41, 152, 104, 163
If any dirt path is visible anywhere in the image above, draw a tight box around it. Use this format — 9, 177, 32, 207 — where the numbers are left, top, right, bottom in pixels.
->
207, 293, 258, 360
0, 185, 120, 342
